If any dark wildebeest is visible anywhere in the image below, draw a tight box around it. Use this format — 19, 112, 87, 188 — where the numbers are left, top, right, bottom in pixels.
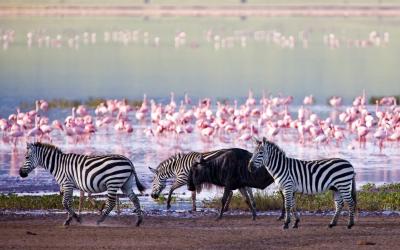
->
187, 148, 284, 220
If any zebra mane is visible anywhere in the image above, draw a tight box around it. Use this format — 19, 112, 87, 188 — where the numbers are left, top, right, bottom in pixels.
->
265, 140, 286, 157
32, 142, 63, 154
157, 152, 186, 169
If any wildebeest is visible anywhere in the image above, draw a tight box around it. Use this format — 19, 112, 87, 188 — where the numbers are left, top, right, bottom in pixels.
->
187, 148, 284, 220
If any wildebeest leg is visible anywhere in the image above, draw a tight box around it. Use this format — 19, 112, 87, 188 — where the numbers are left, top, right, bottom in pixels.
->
277, 191, 285, 221
167, 181, 184, 210
217, 188, 231, 220
96, 187, 118, 225
191, 191, 197, 211
223, 191, 233, 212
62, 183, 81, 226
239, 188, 256, 220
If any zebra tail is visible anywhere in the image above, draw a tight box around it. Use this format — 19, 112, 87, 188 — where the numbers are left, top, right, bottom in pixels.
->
351, 175, 357, 205
131, 166, 146, 193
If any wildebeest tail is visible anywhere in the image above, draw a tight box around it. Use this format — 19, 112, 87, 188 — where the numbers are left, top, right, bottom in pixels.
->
187, 168, 196, 192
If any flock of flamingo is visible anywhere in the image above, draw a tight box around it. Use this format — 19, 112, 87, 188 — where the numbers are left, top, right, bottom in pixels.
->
0, 91, 399, 152
0, 28, 390, 51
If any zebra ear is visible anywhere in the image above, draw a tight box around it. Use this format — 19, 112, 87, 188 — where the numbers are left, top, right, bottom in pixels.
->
262, 137, 268, 144
252, 136, 261, 145
194, 155, 203, 165
148, 167, 157, 174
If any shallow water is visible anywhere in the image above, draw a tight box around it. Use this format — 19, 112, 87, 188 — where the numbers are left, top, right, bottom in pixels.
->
0, 105, 399, 210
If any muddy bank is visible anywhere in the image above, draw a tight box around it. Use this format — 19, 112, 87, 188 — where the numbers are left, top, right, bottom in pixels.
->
1, 213, 400, 249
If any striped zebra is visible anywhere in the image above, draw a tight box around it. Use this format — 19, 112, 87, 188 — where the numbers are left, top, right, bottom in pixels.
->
149, 149, 229, 211
248, 137, 356, 229
19, 142, 145, 226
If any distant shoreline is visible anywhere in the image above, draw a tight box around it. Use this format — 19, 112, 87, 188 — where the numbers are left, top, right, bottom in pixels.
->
1, 4, 400, 17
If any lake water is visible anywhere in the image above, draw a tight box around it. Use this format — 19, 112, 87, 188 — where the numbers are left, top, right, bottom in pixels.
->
0, 105, 399, 203
0, 15, 400, 103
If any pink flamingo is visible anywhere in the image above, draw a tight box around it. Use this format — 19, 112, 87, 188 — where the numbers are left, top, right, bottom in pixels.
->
303, 95, 314, 105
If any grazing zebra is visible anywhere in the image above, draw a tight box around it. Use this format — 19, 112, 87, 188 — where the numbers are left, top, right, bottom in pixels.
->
149, 149, 229, 211
19, 142, 145, 226
248, 137, 356, 229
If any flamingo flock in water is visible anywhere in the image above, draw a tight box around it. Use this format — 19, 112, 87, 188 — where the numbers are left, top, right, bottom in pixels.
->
0, 91, 399, 152
0, 28, 390, 51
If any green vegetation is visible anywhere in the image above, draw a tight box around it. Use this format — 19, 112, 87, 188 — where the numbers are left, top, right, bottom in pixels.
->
1, 183, 399, 212
204, 183, 400, 212
0, 194, 104, 210
19, 98, 142, 110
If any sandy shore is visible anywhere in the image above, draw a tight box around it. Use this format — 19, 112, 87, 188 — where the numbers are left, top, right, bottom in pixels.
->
1, 5, 400, 17
1, 213, 400, 249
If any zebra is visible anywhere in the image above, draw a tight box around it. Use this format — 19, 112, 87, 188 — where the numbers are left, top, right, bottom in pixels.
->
248, 137, 356, 229
19, 142, 145, 226
149, 149, 230, 211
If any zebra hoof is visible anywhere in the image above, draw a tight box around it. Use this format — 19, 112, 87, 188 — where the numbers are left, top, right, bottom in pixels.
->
283, 223, 289, 230
63, 220, 70, 227
74, 215, 82, 224
166, 204, 171, 210
276, 215, 284, 221
136, 215, 143, 227
347, 224, 354, 229
328, 223, 336, 228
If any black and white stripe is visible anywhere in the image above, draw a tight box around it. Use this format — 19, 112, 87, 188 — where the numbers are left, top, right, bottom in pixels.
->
150, 149, 227, 210
248, 137, 356, 229
19, 142, 145, 226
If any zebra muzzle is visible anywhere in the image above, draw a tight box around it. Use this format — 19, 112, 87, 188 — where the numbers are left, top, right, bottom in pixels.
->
19, 169, 28, 178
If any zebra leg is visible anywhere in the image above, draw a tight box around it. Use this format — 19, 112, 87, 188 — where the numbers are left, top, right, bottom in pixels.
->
191, 191, 197, 211
61, 184, 81, 226
115, 195, 121, 215
96, 188, 118, 225
283, 190, 293, 229
239, 187, 256, 220
121, 181, 143, 227
223, 190, 233, 212
217, 188, 231, 220
277, 191, 285, 221
329, 191, 344, 228
246, 187, 256, 211
167, 181, 183, 210
291, 195, 300, 228
128, 192, 143, 227
343, 193, 356, 229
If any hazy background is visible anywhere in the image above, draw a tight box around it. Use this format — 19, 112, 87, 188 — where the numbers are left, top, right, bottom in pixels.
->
1, 0, 399, 105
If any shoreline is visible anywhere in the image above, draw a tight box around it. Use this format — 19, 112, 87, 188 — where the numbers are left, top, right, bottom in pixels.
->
1, 5, 400, 17
1, 208, 400, 218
